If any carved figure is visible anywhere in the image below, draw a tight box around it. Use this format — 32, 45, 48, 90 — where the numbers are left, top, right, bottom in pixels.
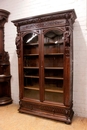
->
64, 30, 70, 46
15, 33, 21, 49
15, 33, 21, 57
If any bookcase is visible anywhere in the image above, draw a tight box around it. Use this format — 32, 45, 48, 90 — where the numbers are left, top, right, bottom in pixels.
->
0, 9, 12, 105
12, 9, 76, 124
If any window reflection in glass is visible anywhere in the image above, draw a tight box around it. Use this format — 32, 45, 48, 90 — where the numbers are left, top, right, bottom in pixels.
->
23, 33, 38, 44
44, 30, 63, 44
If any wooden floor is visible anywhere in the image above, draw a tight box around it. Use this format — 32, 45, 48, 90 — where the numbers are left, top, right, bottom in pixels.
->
0, 104, 87, 130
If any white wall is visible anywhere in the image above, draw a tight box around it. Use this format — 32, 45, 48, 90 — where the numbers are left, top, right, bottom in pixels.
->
0, 0, 87, 117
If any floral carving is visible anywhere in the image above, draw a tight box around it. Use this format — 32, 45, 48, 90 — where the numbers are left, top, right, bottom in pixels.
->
20, 20, 65, 31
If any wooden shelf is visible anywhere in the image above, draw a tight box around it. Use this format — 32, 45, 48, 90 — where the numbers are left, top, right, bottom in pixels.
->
24, 43, 39, 46
45, 77, 63, 80
24, 67, 39, 69
0, 75, 11, 82
0, 97, 12, 105
44, 42, 63, 46
24, 86, 63, 93
44, 53, 64, 56
0, 63, 9, 66
0, 74, 11, 77
24, 85, 63, 93
45, 88, 63, 93
45, 67, 63, 69
24, 67, 63, 70
24, 75, 39, 78
45, 84, 63, 93
24, 86, 39, 91
24, 54, 39, 56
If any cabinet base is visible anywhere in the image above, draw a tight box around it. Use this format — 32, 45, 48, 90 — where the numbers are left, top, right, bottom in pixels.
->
0, 97, 12, 105
19, 99, 74, 124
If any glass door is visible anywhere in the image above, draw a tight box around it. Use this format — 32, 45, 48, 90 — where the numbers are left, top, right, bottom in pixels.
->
23, 32, 40, 100
44, 29, 64, 103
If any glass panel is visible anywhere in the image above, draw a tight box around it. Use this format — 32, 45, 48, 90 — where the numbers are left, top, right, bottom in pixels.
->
44, 55, 63, 67
45, 92, 63, 103
44, 29, 64, 103
24, 89, 39, 100
23, 32, 39, 100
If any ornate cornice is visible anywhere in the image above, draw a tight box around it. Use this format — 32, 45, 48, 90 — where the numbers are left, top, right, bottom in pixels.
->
0, 9, 10, 27
12, 9, 77, 27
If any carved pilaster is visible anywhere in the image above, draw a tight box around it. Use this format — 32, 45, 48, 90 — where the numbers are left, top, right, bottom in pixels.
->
15, 33, 21, 58
64, 27, 70, 57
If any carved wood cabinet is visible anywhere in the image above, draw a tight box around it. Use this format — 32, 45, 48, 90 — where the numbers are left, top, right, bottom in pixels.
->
12, 9, 76, 124
0, 9, 12, 105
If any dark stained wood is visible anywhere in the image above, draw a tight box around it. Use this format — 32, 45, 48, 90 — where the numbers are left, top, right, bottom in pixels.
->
12, 9, 76, 124
0, 9, 12, 105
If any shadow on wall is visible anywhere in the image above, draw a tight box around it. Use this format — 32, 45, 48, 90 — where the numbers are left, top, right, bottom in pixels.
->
10, 51, 19, 104
73, 20, 87, 117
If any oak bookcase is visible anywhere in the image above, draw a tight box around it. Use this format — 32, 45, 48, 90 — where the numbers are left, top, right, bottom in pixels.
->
0, 9, 12, 105
12, 9, 76, 124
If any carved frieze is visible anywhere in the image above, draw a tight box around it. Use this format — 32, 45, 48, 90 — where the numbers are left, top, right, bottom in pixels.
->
21, 100, 72, 116
20, 19, 66, 31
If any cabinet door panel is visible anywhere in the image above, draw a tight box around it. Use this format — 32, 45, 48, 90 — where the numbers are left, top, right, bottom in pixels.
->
23, 32, 40, 100
44, 29, 64, 103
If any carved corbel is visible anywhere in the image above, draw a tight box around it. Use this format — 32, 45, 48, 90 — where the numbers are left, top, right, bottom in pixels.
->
64, 27, 70, 46
15, 33, 21, 58
64, 27, 70, 57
